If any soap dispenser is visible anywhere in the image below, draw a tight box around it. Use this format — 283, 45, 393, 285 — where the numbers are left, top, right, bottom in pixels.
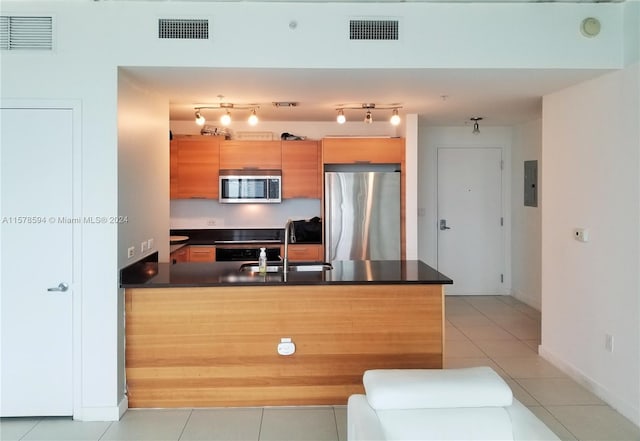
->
258, 247, 267, 274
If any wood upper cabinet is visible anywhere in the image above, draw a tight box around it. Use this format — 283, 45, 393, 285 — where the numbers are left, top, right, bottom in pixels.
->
219, 140, 281, 170
172, 136, 221, 199
281, 140, 321, 199
322, 137, 405, 164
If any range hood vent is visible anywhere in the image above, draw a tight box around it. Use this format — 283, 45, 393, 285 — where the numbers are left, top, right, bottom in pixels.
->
158, 19, 209, 40
349, 19, 399, 41
0, 16, 53, 51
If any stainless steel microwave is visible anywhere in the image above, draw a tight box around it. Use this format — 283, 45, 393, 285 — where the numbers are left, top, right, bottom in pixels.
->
219, 170, 282, 203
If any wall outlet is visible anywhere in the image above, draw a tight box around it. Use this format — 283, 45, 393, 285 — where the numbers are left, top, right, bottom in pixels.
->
141, 241, 148, 253
147, 238, 154, 250
605, 334, 614, 352
574, 228, 590, 242
206, 218, 218, 226
127, 246, 135, 258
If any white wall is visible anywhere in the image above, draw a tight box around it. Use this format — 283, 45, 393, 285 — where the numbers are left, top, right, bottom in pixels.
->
417, 125, 512, 291
118, 71, 171, 267
511, 119, 542, 310
0, 0, 633, 421
540, 63, 640, 426
170, 199, 321, 230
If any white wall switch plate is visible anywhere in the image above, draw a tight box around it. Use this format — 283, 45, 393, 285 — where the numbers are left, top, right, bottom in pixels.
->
574, 228, 590, 242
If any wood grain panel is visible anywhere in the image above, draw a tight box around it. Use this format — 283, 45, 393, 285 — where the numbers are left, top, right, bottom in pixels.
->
281, 140, 320, 199
219, 141, 281, 170
322, 137, 404, 164
175, 136, 220, 199
125, 284, 443, 408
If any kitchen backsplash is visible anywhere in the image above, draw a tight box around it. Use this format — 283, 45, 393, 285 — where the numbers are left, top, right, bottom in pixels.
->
170, 199, 321, 229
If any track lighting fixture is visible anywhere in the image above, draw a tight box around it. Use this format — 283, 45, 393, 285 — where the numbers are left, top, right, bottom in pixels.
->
390, 108, 401, 126
470, 117, 483, 135
193, 102, 259, 127
248, 109, 259, 126
335, 103, 402, 125
220, 111, 231, 126
195, 110, 205, 126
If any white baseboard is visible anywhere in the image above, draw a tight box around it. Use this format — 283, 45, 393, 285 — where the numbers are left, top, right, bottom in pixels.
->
73, 396, 128, 421
539, 345, 640, 428
511, 289, 541, 311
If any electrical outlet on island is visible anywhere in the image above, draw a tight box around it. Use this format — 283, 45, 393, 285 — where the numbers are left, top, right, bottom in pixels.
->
206, 218, 221, 227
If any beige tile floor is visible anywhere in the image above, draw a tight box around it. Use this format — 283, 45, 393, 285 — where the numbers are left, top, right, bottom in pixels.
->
2, 295, 639, 441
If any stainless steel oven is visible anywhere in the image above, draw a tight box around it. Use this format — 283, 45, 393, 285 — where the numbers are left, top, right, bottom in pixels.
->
215, 246, 281, 262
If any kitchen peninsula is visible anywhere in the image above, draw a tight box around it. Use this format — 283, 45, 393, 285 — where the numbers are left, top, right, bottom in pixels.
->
121, 255, 452, 408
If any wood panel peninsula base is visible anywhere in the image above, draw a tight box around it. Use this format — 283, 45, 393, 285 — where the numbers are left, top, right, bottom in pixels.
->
124, 283, 445, 408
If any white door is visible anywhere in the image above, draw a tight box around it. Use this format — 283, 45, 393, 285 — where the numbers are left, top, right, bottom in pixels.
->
1, 107, 74, 415
437, 148, 503, 295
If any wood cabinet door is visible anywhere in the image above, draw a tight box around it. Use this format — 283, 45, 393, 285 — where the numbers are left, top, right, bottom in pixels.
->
322, 137, 404, 164
188, 246, 216, 262
282, 140, 320, 199
287, 244, 323, 261
219, 140, 281, 170
175, 136, 221, 199
170, 246, 189, 263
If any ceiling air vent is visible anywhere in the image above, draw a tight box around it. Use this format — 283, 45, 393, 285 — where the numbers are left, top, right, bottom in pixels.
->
349, 19, 398, 41
158, 19, 209, 40
0, 16, 53, 51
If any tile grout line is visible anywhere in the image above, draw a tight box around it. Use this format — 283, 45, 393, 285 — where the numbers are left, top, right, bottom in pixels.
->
332, 406, 340, 441
456, 296, 581, 441
176, 408, 193, 441
257, 407, 264, 441
97, 420, 114, 441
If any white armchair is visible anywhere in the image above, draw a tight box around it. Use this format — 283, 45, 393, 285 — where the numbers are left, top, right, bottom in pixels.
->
347, 367, 559, 441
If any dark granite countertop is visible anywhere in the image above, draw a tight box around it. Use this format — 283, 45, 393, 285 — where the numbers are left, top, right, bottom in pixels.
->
120, 253, 453, 288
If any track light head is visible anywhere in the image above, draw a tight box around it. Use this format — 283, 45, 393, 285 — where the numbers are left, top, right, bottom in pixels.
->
364, 110, 373, 124
220, 111, 231, 126
248, 109, 259, 126
390, 109, 401, 126
195, 110, 205, 126
336, 109, 346, 124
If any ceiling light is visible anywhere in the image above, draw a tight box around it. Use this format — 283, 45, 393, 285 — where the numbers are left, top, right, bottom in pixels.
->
390, 109, 401, 126
248, 109, 259, 126
334, 103, 402, 125
195, 110, 205, 126
470, 117, 483, 135
220, 111, 231, 126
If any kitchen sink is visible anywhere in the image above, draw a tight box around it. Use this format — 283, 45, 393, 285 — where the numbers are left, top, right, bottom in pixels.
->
239, 262, 333, 273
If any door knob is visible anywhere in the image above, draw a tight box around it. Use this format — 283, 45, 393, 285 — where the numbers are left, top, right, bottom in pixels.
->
439, 219, 451, 231
47, 282, 69, 292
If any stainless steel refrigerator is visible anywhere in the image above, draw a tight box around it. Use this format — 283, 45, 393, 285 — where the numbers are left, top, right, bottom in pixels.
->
324, 171, 401, 261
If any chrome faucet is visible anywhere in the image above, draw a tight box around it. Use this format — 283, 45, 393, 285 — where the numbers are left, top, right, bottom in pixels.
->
283, 219, 293, 273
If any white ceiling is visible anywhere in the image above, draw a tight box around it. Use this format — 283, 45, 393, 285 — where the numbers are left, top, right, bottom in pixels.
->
125, 66, 611, 126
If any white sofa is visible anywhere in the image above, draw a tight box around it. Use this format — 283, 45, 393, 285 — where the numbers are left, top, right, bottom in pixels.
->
347, 367, 560, 441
